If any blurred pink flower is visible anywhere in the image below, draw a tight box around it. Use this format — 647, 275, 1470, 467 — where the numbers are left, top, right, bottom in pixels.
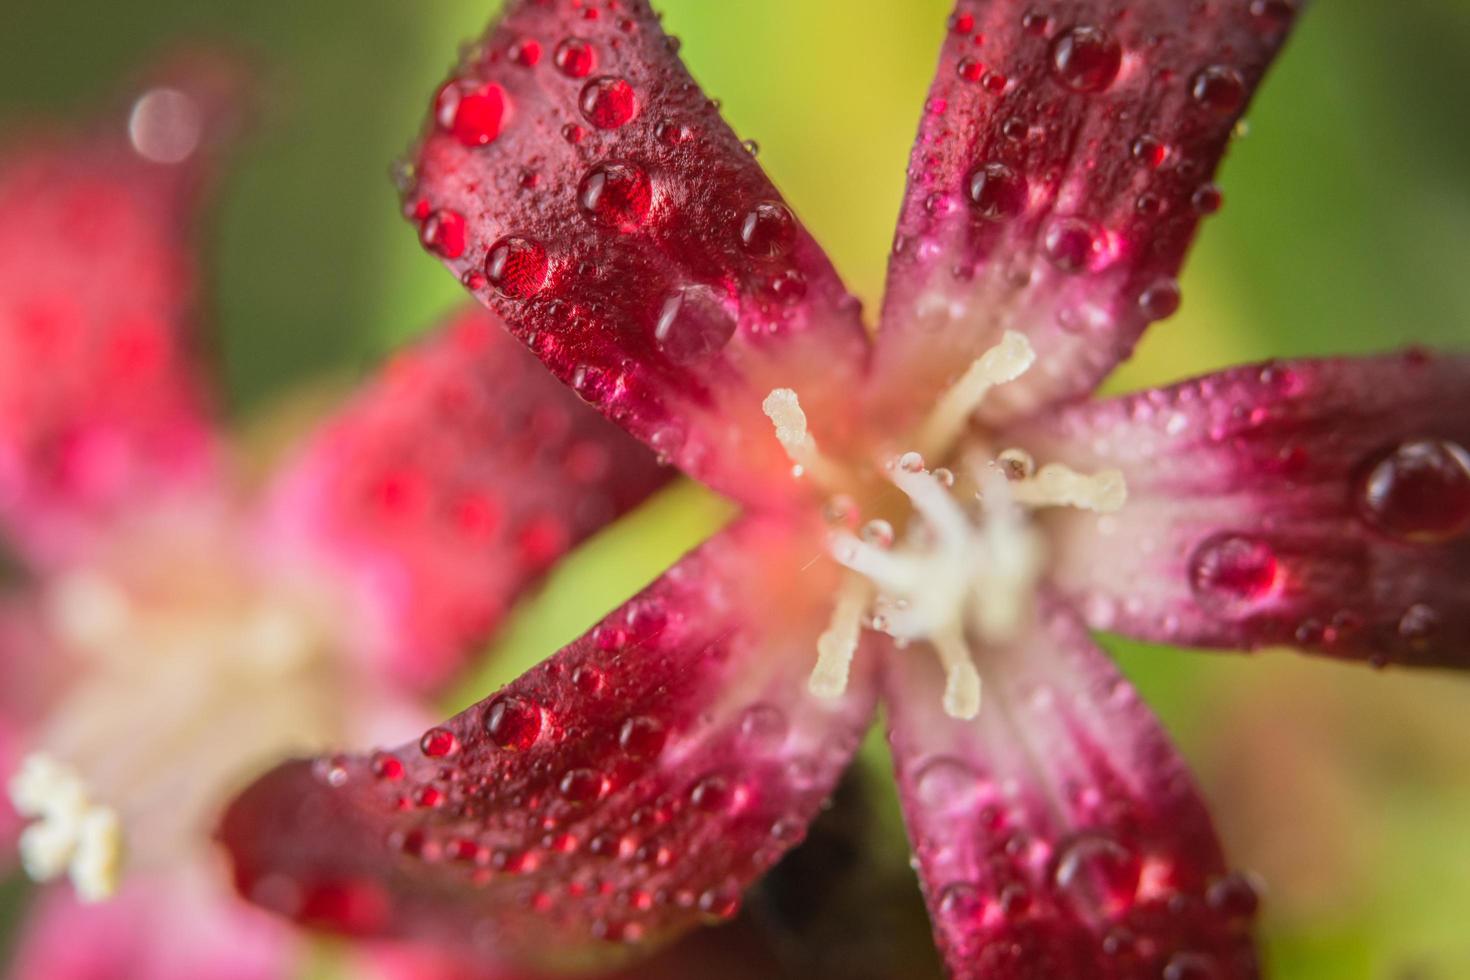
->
0, 57, 668, 979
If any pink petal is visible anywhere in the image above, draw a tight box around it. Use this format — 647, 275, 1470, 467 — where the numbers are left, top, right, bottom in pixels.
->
220, 516, 877, 961
869, 0, 1297, 432
0, 58, 242, 565
884, 599, 1258, 979
264, 306, 671, 694
8, 871, 300, 980
405, 0, 870, 503
1011, 350, 1470, 667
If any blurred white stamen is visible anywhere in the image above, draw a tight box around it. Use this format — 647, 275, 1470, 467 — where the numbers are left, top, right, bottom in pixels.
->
1009, 462, 1127, 513
933, 630, 982, 720
809, 578, 870, 700
917, 332, 1036, 459
9, 754, 123, 902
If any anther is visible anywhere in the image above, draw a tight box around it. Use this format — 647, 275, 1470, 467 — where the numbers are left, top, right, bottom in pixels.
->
762, 388, 847, 488
8, 753, 124, 902
933, 631, 982, 720
1009, 462, 1127, 512
916, 331, 1036, 459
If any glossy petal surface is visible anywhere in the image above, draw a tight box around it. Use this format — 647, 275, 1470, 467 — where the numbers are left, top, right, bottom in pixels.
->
221, 517, 876, 962
870, 0, 1296, 431
0, 65, 238, 564
1013, 351, 1470, 667
8, 871, 298, 980
267, 306, 670, 693
885, 600, 1257, 979
406, 0, 870, 503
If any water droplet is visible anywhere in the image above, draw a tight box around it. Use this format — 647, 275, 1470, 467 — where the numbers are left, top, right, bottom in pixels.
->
950, 12, 975, 34
128, 87, 202, 164
484, 237, 549, 299
1022, 12, 1054, 37
654, 286, 736, 364
370, 752, 404, 781
739, 200, 797, 259
1398, 603, 1442, 650
1053, 833, 1142, 910
1191, 65, 1247, 115
1043, 217, 1098, 273
419, 727, 459, 758
618, 715, 667, 760
1206, 870, 1261, 921
1049, 26, 1123, 93
1138, 278, 1182, 321
1163, 952, 1221, 980
1191, 183, 1223, 214
696, 881, 741, 920
860, 519, 895, 548
1189, 533, 1281, 615
1130, 134, 1168, 169
689, 774, 734, 813
957, 58, 984, 83
435, 82, 510, 147
562, 122, 587, 144
418, 209, 466, 259
738, 703, 788, 748
656, 120, 693, 145
511, 38, 542, 67
896, 451, 926, 473
937, 881, 983, 919
580, 77, 638, 129
571, 663, 605, 694
578, 160, 652, 231
559, 767, 607, 804
484, 694, 543, 750
741, 138, 760, 156
914, 756, 982, 811
1249, 0, 1297, 31
966, 162, 1027, 221
554, 38, 597, 78
1356, 439, 1470, 542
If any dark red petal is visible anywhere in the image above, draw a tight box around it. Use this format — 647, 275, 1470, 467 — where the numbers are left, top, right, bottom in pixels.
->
405, 0, 870, 504
265, 306, 671, 694
1011, 350, 1470, 668
220, 516, 877, 962
0, 59, 242, 564
884, 600, 1258, 980
869, 0, 1298, 432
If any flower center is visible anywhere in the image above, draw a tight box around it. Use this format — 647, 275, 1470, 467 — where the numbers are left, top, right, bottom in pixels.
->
762, 333, 1126, 720
6, 504, 347, 901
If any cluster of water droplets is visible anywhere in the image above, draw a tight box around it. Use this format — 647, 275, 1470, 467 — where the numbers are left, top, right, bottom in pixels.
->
304, 576, 852, 945
401, 2, 818, 396
907, 745, 1261, 976
921, 5, 1300, 330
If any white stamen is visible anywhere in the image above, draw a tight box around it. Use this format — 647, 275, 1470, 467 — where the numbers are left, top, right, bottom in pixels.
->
917, 332, 1036, 459
1009, 462, 1127, 513
9, 754, 123, 902
809, 579, 870, 700
762, 389, 847, 488
971, 470, 1044, 643
933, 630, 982, 720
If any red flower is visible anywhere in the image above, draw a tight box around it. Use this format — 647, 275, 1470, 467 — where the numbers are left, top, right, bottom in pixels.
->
0, 56, 668, 978
217, 1, 1470, 977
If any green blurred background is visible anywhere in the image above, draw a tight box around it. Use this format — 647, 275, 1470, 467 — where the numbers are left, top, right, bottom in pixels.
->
3, 1, 1469, 976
